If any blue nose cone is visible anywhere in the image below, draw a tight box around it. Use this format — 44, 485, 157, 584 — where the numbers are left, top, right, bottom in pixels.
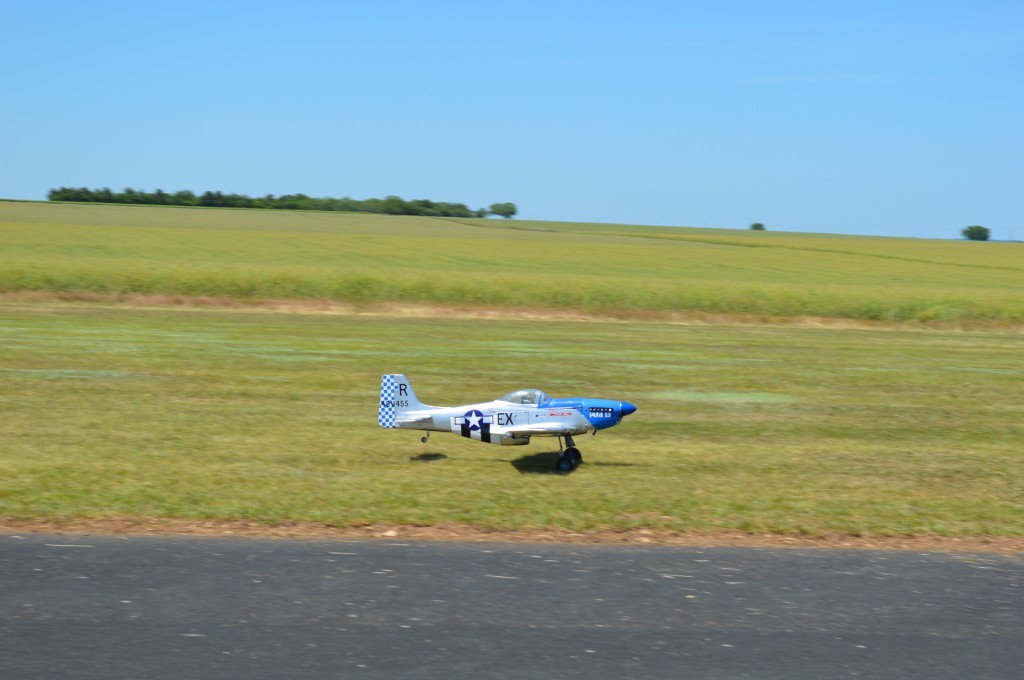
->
621, 401, 637, 417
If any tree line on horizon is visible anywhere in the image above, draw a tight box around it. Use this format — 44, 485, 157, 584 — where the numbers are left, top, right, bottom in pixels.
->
47, 187, 517, 219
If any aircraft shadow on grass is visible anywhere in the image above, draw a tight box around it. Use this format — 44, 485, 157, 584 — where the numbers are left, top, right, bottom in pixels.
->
509, 451, 643, 475
407, 451, 641, 475
409, 453, 449, 462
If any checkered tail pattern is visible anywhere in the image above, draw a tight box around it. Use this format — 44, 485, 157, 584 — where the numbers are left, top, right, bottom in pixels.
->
378, 374, 398, 428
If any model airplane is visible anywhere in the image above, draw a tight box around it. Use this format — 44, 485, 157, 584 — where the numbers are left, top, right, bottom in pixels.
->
378, 374, 637, 472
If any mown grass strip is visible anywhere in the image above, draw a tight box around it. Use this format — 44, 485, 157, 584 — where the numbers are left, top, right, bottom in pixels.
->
1, 305, 1021, 537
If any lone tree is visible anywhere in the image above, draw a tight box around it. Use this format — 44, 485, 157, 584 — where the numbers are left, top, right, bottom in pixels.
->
749, 222, 766, 231
489, 202, 517, 219
962, 225, 990, 241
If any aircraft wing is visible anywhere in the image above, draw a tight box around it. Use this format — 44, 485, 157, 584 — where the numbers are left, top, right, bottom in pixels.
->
505, 412, 593, 437
503, 408, 594, 437
506, 424, 577, 436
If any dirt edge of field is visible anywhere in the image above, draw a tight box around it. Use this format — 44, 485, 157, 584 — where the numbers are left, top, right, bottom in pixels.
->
2, 518, 1020, 555
3, 291, 1023, 331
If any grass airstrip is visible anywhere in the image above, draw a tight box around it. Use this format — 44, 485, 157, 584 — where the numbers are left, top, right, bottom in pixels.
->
0, 202, 1022, 543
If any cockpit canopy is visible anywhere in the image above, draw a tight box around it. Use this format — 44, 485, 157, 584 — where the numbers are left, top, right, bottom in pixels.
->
498, 388, 551, 406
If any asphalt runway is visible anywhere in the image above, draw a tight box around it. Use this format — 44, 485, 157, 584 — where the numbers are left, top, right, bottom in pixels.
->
1, 535, 1020, 680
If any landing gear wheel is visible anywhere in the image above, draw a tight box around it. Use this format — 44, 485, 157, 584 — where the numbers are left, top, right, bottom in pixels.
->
566, 447, 582, 464
556, 455, 576, 473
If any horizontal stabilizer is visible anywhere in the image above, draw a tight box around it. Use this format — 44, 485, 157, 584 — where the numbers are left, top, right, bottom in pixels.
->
397, 414, 434, 427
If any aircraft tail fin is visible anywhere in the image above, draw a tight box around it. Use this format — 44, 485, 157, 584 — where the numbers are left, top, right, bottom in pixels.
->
378, 374, 426, 428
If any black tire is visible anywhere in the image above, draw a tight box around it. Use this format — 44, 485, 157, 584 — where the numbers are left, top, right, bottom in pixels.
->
566, 447, 582, 463
556, 455, 576, 472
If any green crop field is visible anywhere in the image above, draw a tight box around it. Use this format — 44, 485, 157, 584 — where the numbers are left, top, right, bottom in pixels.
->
1, 201, 1021, 542
3, 201, 1023, 323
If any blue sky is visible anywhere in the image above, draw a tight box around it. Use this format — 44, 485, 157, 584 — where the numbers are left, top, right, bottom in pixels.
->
3, 1, 1021, 239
